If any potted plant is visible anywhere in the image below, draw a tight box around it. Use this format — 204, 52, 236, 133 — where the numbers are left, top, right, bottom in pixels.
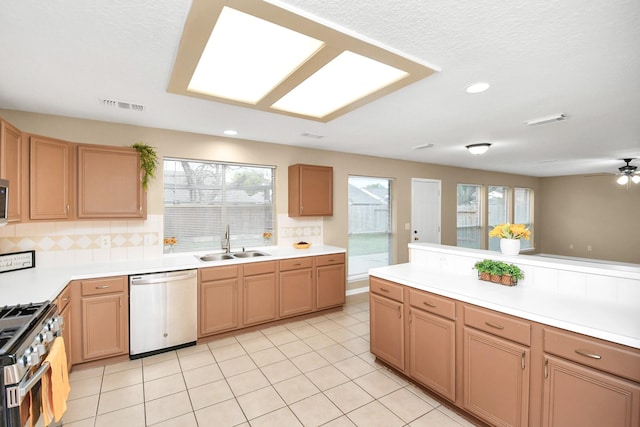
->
473, 259, 494, 281
501, 263, 524, 286
473, 259, 523, 286
489, 223, 531, 256
131, 142, 158, 191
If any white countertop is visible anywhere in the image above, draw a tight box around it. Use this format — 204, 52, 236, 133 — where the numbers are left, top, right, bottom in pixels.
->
369, 263, 640, 349
0, 245, 345, 306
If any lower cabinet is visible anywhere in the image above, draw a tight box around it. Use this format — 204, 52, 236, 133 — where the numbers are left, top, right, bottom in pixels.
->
316, 253, 345, 309
242, 261, 277, 326
199, 265, 240, 337
369, 277, 405, 371
279, 257, 314, 318
55, 285, 73, 371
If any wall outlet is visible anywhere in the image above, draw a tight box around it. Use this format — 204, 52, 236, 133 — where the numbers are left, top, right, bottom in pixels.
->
587, 245, 592, 252
100, 235, 111, 248
404, 223, 411, 231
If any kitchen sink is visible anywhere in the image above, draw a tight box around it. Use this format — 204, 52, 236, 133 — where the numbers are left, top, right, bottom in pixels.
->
232, 250, 268, 258
197, 253, 236, 262
196, 250, 269, 262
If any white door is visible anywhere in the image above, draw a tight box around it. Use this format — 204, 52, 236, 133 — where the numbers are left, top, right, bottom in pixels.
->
411, 179, 441, 244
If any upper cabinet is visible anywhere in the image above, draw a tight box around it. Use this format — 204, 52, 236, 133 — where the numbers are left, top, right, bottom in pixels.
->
288, 164, 333, 217
77, 144, 146, 219
29, 135, 75, 220
0, 119, 26, 222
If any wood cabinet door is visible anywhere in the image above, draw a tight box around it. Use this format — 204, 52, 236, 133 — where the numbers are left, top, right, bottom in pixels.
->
542, 355, 640, 427
77, 144, 145, 218
280, 268, 313, 317
199, 277, 239, 336
316, 263, 345, 309
81, 293, 128, 361
288, 164, 333, 216
0, 120, 23, 222
243, 273, 277, 326
409, 308, 456, 401
463, 327, 530, 427
60, 302, 72, 371
30, 136, 73, 220
370, 293, 404, 371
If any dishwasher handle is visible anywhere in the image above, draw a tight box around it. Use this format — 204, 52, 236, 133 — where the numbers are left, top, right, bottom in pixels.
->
130, 270, 196, 286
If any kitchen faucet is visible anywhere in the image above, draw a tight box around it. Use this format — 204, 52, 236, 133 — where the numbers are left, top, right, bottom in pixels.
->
222, 224, 231, 253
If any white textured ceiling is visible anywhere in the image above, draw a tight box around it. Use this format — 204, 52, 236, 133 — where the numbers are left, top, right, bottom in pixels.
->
1, 0, 639, 177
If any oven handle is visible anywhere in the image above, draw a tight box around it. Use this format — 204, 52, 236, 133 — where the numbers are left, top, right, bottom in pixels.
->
18, 361, 50, 401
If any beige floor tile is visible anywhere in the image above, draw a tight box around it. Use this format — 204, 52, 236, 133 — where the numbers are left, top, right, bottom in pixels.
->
101, 367, 143, 392
353, 370, 402, 399
312, 319, 342, 333
207, 335, 238, 349
235, 330, 265, 342
149, 412, 198, 427
249, 407, 303, 427
144, 372, 186, 401
218, 354, 258, 377
267, 330, 299, 346
211, 342, 247, 362
63, 418, 96, 427
69, 366, 104, 382
182, 362, 224, 389
304, 365, 350, 391
289, 393, 343, 427
236, 386, 286, 420
249, 346, 286, 367
273, 374, 320, 404
177, 343, 209, 356
103, 358, 142, 374
409, 408, 467, 427
98, 383, 144, 414
290, 324, 322, 339
303, 334, 336, 350
277, 339, 313, 358
379, 366, 410, 386
306, 314, 329, 324
357, 351, 379, 367
325, 327, 358, 343
178, 349, 216, 371
350, 311, 371, 322
95, 403, 145, 427
324, 381, 373, 413
63, 394, 99, 423
339, 337, 370, 355
334, 356, 377, 379
240, 336, 274, 353
290, 351, 329, 373
405, 383, 442, 408
317, 343, 355, 364
436, 406, 479, 427
260, 359, 302, 384
331, 315, 361, 328
347, 400, 404, 427
145, 390, 193, 425
261, 324, 289, 335
284, 319, 310, 329
141, 351, 177, 366
378, 388, 434, 423
348, 322, 371, 337
188, 379, 234, 410
226, 368, 270, 396
142, 358, 181, 382
195, 398, 247, 426
322, 415, 357, 426
68, 375, 102, 400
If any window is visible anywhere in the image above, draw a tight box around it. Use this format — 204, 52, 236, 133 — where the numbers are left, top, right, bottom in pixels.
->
348, 176, 392, 279
457, 184, 482, 249
488, 186, 509, 251
514, 187, 533, 250
163, 158, 275, 253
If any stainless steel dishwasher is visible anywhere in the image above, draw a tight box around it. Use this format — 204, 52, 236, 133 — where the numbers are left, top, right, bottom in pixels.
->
129, 269, 197, 359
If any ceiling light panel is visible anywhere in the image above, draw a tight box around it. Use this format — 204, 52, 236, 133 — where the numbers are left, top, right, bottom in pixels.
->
188, 6, 324, 104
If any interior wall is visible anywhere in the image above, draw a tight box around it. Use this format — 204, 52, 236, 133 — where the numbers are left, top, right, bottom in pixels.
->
539, 175, 640, 264
2, 109, 545, 288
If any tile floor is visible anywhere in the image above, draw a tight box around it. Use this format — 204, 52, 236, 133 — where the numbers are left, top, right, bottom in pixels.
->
63, 295, 479, 427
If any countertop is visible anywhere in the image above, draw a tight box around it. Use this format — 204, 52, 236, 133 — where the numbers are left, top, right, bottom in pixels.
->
0, 245, 345, 307
369, 263, 640, 349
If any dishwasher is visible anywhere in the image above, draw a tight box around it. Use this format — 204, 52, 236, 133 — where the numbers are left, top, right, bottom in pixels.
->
129, 269, 198, 359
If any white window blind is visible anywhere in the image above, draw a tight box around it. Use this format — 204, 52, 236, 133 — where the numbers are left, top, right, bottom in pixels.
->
163, 158, 275, 253
457, 184, 482, 249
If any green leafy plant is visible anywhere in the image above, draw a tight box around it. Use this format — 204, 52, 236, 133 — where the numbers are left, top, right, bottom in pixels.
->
473, 259, 524, 281
503, 263, 524, 280
131, 142, 158, 190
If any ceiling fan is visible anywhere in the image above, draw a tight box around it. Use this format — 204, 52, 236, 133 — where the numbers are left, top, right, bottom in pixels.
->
616, 158, 640, 185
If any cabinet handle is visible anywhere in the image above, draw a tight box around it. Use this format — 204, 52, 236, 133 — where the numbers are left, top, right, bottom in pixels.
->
575, 349, 602, 360
95, 285, 110, 289
62, 297, 70, 302
379, 287, 390, 293
66, 204, 70, 214
423, 301, 437, 308
544, 358, 549, 379
409, 310, 412, 323
293, 263, 301, 266
328, 259, 335, 262
485, 321, 504, 330
397, 305, 402, 318
521, 352, 526, 370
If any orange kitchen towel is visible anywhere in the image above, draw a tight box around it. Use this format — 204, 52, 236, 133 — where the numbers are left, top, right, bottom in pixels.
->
29, 381, 42, 427
41, 337, 71, 424
20, 387, 31, 426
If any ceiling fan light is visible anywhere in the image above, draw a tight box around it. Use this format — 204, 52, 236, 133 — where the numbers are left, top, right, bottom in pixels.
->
617, 175, 629, 185
466, 143, 491, 155
632, 175, 640, 184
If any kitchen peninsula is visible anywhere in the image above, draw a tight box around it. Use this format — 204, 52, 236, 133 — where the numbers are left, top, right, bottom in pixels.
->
369, 243, 640, 427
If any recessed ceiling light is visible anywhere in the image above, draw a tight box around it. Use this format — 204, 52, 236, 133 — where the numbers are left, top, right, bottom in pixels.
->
465, 82, 490, 94
223, 130, 238, 135
466, 143, 491, 155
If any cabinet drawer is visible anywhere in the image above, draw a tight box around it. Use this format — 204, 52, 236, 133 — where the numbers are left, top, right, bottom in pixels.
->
244, 261, 276, 276
280, 257, 313, 271
316, 253, 345, 267
370, 277, 404, 303
409, 289, 455, 320
200, 265, 238, 282
56, 285, 72, 311
81, 276, 126, 296
544, 327, 640, 383
464, 304, 530, 346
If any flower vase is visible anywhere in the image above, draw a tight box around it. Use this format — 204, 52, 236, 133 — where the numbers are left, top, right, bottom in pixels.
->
500, 238, 520, 256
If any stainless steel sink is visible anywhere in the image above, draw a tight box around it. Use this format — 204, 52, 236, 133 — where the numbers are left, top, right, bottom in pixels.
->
232, 250, 268, 258
197, 253, 235, 262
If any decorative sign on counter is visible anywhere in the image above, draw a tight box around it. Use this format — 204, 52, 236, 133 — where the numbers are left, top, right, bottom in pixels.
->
0, 250, 36, 273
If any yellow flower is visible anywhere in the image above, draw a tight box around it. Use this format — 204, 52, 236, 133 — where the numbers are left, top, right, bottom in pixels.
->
489, 223, 530, 240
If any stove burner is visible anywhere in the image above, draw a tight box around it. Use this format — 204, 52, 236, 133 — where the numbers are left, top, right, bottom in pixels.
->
0, 303, 42, 319
0, 302, 50, 358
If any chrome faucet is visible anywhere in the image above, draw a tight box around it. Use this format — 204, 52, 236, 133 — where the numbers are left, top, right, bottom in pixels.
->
222, 224, 231, 253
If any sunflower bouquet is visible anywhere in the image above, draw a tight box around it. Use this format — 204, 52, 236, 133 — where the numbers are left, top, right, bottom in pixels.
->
489, 223, 530, 240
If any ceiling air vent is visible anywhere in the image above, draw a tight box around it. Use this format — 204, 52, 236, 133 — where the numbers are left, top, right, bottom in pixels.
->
101, 98, 145, 112
525, 113, 566, 126
301, 133, 324, 139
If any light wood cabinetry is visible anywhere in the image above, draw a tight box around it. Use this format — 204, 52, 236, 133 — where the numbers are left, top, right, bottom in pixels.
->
70, 276, 128, 363
29, 135, 74, 220
542, 327, 640, 427
369, 277, 405, 371
0, 119, 25, 222
280, 257, 314, 318
408, 289, 456, 401
199, 265, 240, 337
288, 164, 333, 217
316, 253, 345, 309
242, 261, 277, 326
55, 285, 73, 371
77, 144, 145, 218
